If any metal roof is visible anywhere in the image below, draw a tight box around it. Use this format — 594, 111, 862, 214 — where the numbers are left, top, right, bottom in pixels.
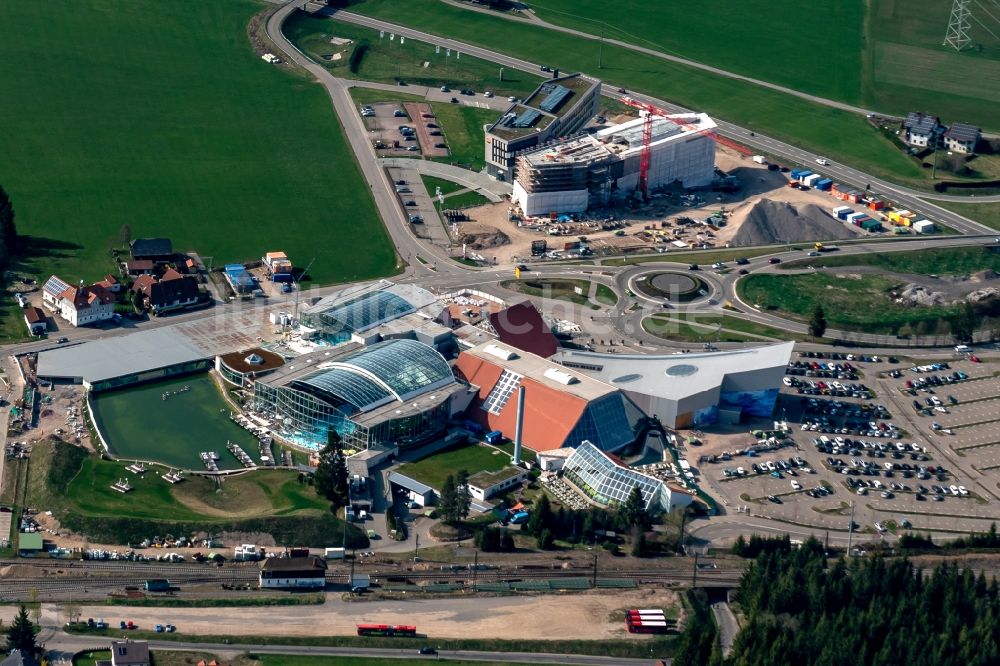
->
552, 342, 794, 400
36, 327, 207, 385
538, 84, 572, 113
388, 471, 434, 495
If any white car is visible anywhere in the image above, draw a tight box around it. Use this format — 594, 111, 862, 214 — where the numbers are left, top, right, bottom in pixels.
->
857, 487, 867, 496
958, 485, 969, 496
950, 485, 960, 496
791, 480, 802, 490
816, 157, 829, 166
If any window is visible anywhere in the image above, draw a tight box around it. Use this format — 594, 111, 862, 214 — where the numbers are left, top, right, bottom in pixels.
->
482, 369, 522, 415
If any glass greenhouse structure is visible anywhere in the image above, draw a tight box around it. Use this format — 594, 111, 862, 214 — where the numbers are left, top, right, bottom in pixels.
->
563, 440, 690, 514
253, 339, 459, 450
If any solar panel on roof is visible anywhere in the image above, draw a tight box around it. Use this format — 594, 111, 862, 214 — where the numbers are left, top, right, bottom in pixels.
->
539, 85, 571, 113
512, 109, 541, 128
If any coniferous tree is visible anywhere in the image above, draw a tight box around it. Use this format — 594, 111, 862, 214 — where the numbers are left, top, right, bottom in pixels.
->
5, 605, 35, 652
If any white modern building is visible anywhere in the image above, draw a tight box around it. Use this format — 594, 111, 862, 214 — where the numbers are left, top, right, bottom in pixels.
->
512, 113, 717, 215
563, 440, 692, 514
466, 467, 530, 501
554, 342, 794, 429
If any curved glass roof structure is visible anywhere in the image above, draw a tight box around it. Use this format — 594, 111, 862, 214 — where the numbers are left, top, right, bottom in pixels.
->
292, 339, 454, 414
306, 290, 414, 335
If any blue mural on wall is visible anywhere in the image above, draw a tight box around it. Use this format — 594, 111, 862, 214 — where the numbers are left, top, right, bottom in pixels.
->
720, 388, 780, 419
692, 404, 719, 427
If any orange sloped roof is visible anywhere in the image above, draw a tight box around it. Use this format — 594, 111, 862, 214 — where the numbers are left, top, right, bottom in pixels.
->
455, 352, 587, 452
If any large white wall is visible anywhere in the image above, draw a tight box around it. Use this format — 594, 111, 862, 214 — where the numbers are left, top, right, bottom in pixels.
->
512, 181, 589, 216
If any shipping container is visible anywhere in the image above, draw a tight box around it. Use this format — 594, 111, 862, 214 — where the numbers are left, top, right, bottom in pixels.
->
804, 174, 822, 186
790, 169, 807, 179
797, 170, 813, 183
832, 205, 852, 215
867, 198, 885, 211
484, 430, 503, 445
324, 547, 346, 560
913, 220, 936, 234
861, 219, 882, 232
837, 209, 852, 221
815, 178, 833, 191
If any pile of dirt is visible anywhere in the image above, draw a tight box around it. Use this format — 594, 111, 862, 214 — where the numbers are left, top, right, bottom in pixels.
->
969, 269, 999, 282
456, 227, 510, 250
730, 200, 859, 247
895, 284, 949, 307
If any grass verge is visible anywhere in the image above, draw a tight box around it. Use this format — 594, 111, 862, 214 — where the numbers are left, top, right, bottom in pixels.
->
500, 278, 601, 308
398, 442, 512, 489
780, 245, 1000, 275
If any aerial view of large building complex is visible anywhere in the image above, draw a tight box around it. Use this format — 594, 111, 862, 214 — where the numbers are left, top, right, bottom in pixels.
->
1, 1, 999, 665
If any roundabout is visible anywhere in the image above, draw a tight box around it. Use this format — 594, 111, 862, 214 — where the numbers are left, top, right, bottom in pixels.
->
631, 270, 711, 304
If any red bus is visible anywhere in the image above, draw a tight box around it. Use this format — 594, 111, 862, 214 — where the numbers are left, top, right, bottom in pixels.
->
356, 624, 418, 637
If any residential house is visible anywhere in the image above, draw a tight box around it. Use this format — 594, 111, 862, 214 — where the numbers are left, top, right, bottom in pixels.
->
22, 306, 47, 336
42, 276, 115, 327
96, 274, 121, 293
108, 639, 149, 666
132, 269, 201, 315
129, 237, 174, 263
122, 259, 155, 277
903, 112, 942, 148
944, 122, 981, 154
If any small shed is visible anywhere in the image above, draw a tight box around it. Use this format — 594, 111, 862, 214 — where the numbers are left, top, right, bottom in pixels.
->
23, 306, 47, 335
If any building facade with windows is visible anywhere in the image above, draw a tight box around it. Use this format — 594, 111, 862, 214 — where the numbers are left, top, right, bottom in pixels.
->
42, 275, 115, 327
253, 339, 470, 451
484, 73, 602, 181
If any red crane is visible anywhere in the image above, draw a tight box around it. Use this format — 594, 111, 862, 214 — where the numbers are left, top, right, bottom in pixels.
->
619, 96, 750, 199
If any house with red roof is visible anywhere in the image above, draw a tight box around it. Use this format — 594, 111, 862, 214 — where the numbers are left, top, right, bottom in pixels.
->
131, 268, 201, 315
42, 275, 115, 327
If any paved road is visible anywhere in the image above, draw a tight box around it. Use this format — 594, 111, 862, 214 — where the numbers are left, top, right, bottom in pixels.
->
379, 157, 512, 202
711, 601, 739, 658
328, 9, 1000, 219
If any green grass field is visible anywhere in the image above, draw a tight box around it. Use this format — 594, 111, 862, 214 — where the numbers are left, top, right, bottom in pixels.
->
0, 1, 396, 295
528, 0, 866, 104
937, 202, 1000, 231
642, 314, 801, 343
27, 438, 366, 546
522, 0, 1000, 132
440, 190, 491, 209
399, 442, 512, 489
782, 246, 1000, 275
421, 175, 465, 197
284, 12, 544, 98
500, 278, 611, 308
739, 272, 959, 335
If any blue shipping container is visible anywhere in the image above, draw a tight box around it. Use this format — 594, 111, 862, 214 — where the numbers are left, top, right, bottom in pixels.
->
816, 178, 833, 191
797, 171, 812, 182
790, 169, 806, 179
484, 430, 503, 445
837, 210, 850, 220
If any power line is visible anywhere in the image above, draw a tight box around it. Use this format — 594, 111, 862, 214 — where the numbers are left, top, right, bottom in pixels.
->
972, 5, 1000, 40
944, 0, 973, 51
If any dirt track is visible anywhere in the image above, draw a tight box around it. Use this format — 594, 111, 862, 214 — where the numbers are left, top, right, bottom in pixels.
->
55, 588, 678, 640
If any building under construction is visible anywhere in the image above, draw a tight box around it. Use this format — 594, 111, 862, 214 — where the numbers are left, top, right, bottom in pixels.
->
511, 113, 717, 215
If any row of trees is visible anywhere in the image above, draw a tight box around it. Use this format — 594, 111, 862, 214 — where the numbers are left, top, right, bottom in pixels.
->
694, 537, 1000, 666
313, 434, 350, 510
0, 184, 19, 272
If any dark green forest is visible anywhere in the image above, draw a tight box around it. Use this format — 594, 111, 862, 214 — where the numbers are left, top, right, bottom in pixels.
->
675, 538, 1000, 666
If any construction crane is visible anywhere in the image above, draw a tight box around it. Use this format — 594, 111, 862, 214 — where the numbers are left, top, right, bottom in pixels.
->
620, 96, 750, 199
293, 256, 316, 322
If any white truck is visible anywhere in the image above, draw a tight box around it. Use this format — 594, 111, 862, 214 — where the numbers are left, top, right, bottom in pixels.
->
324, 547, 346, 560
752, 155, 767, 165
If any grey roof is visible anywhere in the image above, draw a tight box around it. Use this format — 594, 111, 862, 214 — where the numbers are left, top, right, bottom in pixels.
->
302, 281, 440, 335
130, 237, 173, 258
946, 122, 980, 142
37, 327, 206, 385
388, 471, 434, 495
109, 640, 149, 666
552, 342, 794, 400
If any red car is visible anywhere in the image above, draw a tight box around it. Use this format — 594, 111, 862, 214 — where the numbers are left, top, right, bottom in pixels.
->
970, 355, 981, 363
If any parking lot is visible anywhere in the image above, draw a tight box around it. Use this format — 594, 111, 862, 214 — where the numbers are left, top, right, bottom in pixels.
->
385, 166, 449, 247
700, 350, 1000, 540
360, 102, 426, 157
402, 102, 449, 158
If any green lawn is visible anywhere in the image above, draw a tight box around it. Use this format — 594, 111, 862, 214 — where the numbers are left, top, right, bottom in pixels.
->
27, 438, 366, 547
500, 278, 601, 308
643, 314, 801, 343
0, 1, 395, 297
782, 246, 1000, 276
426, 103, 497, 170
440, 190, 491, 210
528, 0, 865, 105
348, 88, 426, 105
399, 443, 513, 489
739, 272, 959, 335
421, 175, 465, 197
284, 12, 544, 98
936, 202, 1000, 232
255, 657, 534, 666
348, 0, 944, 188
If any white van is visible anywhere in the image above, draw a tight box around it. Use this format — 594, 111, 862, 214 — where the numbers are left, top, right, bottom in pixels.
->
955, 344, 971, 353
